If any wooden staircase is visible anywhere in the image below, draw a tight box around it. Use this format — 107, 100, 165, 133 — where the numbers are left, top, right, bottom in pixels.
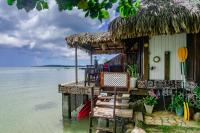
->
89, 87, 133, 133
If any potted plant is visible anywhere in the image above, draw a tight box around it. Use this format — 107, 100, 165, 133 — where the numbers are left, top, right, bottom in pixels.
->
191, 86, 200, 121
143, 91, 158, 114
193, 86, 200, 111
177, 86, 200, 120
187, 93, 195, 120
127, 64, 138, 88
169, 93, 184, 116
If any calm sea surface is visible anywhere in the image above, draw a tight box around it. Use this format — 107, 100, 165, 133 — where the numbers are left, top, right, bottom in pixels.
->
0, 67, 88, 133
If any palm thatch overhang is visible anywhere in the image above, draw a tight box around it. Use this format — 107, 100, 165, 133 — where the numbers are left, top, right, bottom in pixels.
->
109, 0, 200, 39
65, 32, 124, 54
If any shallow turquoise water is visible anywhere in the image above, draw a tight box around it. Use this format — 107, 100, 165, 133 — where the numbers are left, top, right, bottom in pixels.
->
0, 67, 88, 133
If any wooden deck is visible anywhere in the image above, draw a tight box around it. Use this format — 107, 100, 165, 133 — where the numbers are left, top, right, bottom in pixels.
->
59, 81, 145, 122
58, 81, 100, 95
96, 100, 129, 108
93, 107, 133, 119
58, 81, 150, 96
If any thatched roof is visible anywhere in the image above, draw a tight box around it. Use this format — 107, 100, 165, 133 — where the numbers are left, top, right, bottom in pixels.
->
109, 0, 200, 39
65, 32, 123, 54
66, 32, 112, 47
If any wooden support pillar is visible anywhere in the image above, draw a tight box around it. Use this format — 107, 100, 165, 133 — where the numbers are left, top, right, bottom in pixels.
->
62, 93, 71, 119
187, 33, 200, 82
83, 94, 89, 103
75, 46, 78, 114
75, 46, 78, 84
90, 52, 93, 65
143, 38, 149, 80
164, 51, 170, 80
74, 94, 77, 111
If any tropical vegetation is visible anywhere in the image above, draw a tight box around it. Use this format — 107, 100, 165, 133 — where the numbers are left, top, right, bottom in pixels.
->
127, 64, 137, 78
6, 0, 141, 21
143, 96, 157, 106
193, 86, 200, 110
169, 93, 184, 111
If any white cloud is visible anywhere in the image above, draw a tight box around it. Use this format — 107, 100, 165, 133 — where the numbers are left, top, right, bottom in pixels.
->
18, 15, 39, 30
0, 33, 30, 47
39, 43, 89, 60
34, 26, 72, 41
0, 0, 114, 65
29, 42, 36, 49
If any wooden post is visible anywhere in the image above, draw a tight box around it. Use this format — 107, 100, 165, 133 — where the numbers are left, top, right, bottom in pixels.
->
62, 93, 71, 119
91, 87, 94, 116
75, 46, 78, 84
143, 45, 149, 79
75, 94, 77, 111
89, 87, 94, 133
90, 52, 93, 65
143, 37, 149, 80
194, 34, 197, 81
165, 51, 170, 80
113, 87, 117, 133
68, 94, 71, 119
75, 46, 78, 114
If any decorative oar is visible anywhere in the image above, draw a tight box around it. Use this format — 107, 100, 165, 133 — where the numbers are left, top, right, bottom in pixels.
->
177, 47, 189, 120
177, 47, 188, 88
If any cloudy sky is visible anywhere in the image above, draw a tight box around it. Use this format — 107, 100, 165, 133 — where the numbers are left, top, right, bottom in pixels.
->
0, 0, 117, 67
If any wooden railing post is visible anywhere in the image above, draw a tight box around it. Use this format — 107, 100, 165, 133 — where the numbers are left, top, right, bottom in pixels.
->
90, 52, 93, 65
62, 93, 71, 119
91, 86, 94, 116
113, 87, 117, 133
75, 46, 78, 84
89, 86, 94, 133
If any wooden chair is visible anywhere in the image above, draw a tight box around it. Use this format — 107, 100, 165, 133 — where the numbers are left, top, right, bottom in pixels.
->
89, 72, 133, 133
84, 65, 98, 86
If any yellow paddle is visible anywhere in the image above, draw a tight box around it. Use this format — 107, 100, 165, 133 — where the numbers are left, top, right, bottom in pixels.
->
177, 47, 189, 120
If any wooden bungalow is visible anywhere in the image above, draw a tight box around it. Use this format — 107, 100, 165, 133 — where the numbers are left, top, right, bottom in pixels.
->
59, 31, 128, 120
108, 0, 200, 82
64, 31, 139, 133
58, 0, 200, 132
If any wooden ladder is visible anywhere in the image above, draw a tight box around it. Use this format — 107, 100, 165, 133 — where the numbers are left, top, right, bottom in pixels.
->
89, 87, 131, 133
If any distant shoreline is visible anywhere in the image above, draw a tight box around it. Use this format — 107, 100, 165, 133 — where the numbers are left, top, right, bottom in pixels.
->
32, 65, 86, 69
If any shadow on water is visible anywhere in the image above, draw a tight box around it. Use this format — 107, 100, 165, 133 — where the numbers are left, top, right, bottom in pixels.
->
62, 118, 89, 133
34, 101, 57, 111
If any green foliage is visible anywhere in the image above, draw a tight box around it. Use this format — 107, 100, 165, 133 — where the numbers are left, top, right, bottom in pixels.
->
127, 64, 137, 77
143, 124, 200, 133
7, 0, 15, 5
169, 93, 184, 111
7, 0, 48, 12
6, 0, 141, 20
193, 86, 200, 110
117, 0, 141, 17
36, 0, 48, 11
78, 0, 88, 10
143, 96, 157, 106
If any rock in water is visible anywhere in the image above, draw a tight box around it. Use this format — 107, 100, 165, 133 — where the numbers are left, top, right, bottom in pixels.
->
193, 112, 200, 121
